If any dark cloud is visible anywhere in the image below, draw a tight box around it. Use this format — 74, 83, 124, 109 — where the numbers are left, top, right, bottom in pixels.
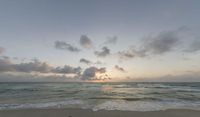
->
94, 61, 104, 65
94, 46, 110, 57
80, 58, 92, 65
0, 57, 13, 72
0, 47, 5, 54
103, 36, 118, 45
142, 30, 179, 54
118, 47, 146, 59
80, 35, 92, 48
80, 58, 104, 65
0, 57, 81, 74
0, 73, 81, 82
119, 29, 182, 59
184, 39, 200, 52
0, 58, 53, 73
13, 59, 52, 73
115, 65, 126, 72
0, 57, 110, 81
96, 74, 111, 81
54, 41, 80, 52
80, 67, 106, 80
52, 65, 81, 74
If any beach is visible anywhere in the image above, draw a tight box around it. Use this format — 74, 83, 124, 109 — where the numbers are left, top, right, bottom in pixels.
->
1, 0, 200, 116
0, 109, 200, 117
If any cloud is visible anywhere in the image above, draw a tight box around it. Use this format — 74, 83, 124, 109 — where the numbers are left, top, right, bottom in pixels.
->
119, 29, 182, 59
128, 71, 200, 82
0, 57, 81, 74
103, 36, 118, 45
80, 66, 106, 80
0, 57, 53, 73
94, 46, 110, 57
0, 47, 5, 54
184, 39, 200, 52
52, 65, 81, 74
0, 72, 81, 82
114, 65, 126, 72
13, 60, 52, 73
142, 30, 180, 54
0, 57, 109, 81
80, 58, 104, 65
54, 41, 80, 52
94, 61, 104, 65
0, 57, 110, 81
80, 35, 92, 48
118, 47, 146, 59
0, 57, 13, 72
80, 58, 92, 65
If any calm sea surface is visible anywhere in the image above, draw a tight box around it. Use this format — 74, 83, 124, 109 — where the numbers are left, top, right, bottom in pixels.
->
0, 82, 200, 111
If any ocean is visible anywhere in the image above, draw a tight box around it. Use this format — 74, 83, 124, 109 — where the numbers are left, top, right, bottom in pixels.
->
0, 82, 200, 111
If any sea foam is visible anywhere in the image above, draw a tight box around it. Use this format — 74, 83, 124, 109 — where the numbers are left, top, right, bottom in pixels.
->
92, 100, 200, 111
0, 100, 83, 110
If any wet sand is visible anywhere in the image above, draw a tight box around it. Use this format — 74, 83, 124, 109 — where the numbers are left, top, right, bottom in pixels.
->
0, 108, 200, 117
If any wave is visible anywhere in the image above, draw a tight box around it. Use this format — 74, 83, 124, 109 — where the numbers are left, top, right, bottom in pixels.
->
0, 100, 83, 110
89, 97, 160, 101
1, 82, 200, 111
92, 100, 200, 111
1, 99, 200, 112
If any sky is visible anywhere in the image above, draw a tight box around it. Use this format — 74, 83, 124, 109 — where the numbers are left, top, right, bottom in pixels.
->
0, 0, 200, 82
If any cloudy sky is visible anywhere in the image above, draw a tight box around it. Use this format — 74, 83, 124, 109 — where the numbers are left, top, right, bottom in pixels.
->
0, 0, 200, 82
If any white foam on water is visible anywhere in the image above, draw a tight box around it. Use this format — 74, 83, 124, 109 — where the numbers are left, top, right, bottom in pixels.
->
1, 99, 200, 111
0, 100, 83, 110
92, 100, 200, 111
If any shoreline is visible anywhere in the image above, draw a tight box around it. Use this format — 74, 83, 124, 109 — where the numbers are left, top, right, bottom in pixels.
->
0, 108, 200, 117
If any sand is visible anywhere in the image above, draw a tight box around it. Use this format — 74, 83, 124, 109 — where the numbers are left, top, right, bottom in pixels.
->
0, 108, 200, 117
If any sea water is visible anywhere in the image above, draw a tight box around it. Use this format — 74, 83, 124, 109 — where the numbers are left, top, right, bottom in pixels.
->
0, 82, 200, 111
